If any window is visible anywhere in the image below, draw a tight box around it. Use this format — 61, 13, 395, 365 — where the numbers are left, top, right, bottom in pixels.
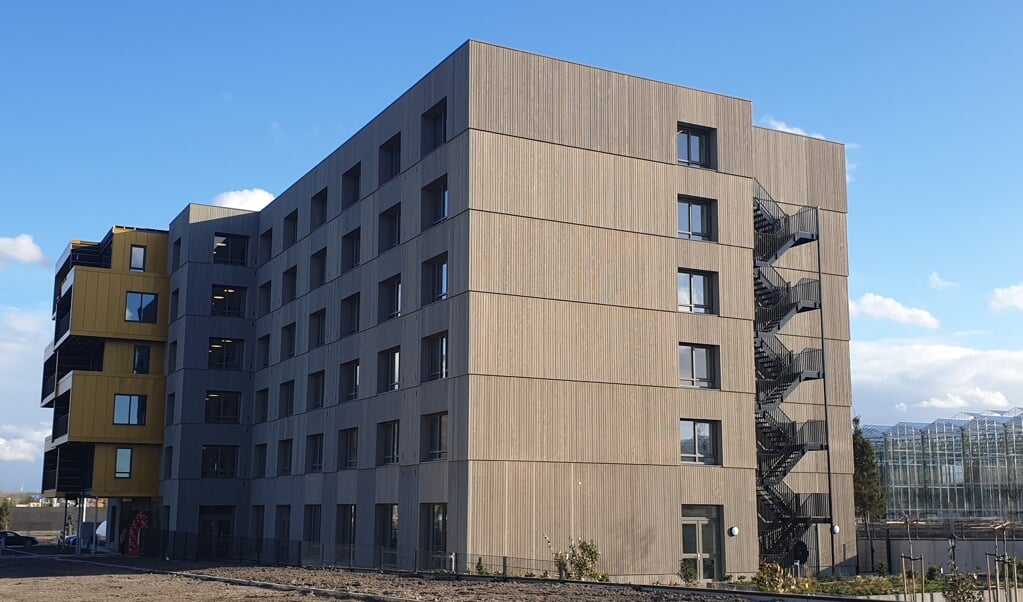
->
421, 413, 448, 461
166, 393, 175, 425
283, 210, 299, 248
679, 344, 717, 388
211, 285, 246, 317
340, 293, 360, 336
421, 175, 449, 228
201, 445, 238, 478
378, 275, 402, 322
341, 228, 361, 271
422, 332, 448, 382
213, 233, 248, 265
311, 188, 328, 230
679, 420, 720, 465
422, 254, 448, 304
420, 503, 447, 556
681, 506, 722, 581
378, 204, 401, 251
277, 439, 293, 475
255, 388, 269, 423
677, 124, 713, 168
281, 322, 296, 359
130, 245, 146, 272
279, 380, 295, 417
113, 394, 147, 425
677, 196, 714, 241
305, 434, 324, 473
341, 163, 361, 210
170, 290, 179, 321
677, 270, 714, 314
308, 309, 327, 349
421, 98, 447, 155
307, 370, 325, 410
303, 504, 322, 543
115, 448, 132, 478
378, 347, 400, 392
163, 446, 173, 479
252, 505, 265, 549
258, 281, 272, 315
338, 428, 358, 469
377, 420, 399, 465
282, 266, 297, 303
275, 505, 291, 541
375, 504, 399, 554
125, 292, 158, 323
132, 345, 150, 374
168, 341, 177, 371
208, 337, 243, 369
171, 238, 181, 268
259, 228, 273, 264
337, 505, 356, 548
257, 334, 270, 367
253, 444, 267, 478
204, 391, 241, 424
309, 248, 327, 289
378, 133, 401, 184
340, 360, 360, 401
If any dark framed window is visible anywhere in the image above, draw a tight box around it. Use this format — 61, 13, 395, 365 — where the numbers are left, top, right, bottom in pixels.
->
281, 322, 296, 359
341, 163, 361, 210
283, 266, 297, 303
204, 390, 241, 424
421, 98, 447, 155
421, 503, 447, 555
255, 388, 269, 423
309, 309, 327, 349
258, 281, 272, 315
338, 428, 358, 469
677, 270, 715, 314
201, 445, 238, 478
130, 245, 146, 272
679, 419, 720, 465
171, 238, 181, 268
125, 292, 158, 323
337, 505, 356, 547
305, 434, 324, 473
378, 347, 400, 392
170, 289, 179, 321
378, 204, 401, 251
211, 284, 246, 317
677, 124, 714, 168
309, 248, 327, 289
277, 439, 293, 475
213, 233, 248, 265
307, 370, 325, 410
115, 448, 132, 478
208, 337, 243, 369
303, 504, 322, 543
113, 394, 147, 425
283, 210, 299, 248
421, 412, 448, 461
253, 444, 267, 478
679, 344, 717, 388
375, 504, 399, 553
279, 380, 295, 417
421, 175, 449, 228
257, 334, 270, 368
422, 254, 448, 304
311, 188, 328, 230
376, 420, 399, 465
341, 228, 361, 271
340, 360, 360, 401
422, 332, 448, 382
677, 196, 714, 241
132, 345, 151, 374
378, 275, 402, 322
340, 293, 360, 336
259, 228, 273, 264
163, 446, 173, 480
378, 133, 401, 184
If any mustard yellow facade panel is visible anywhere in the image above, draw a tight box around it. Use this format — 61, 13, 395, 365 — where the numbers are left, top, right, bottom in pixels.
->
91, 443, 161, 498
69, 267, 169, 341
68, 372, 165, 444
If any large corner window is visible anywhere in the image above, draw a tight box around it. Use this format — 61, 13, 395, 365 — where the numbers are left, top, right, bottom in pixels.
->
376, 420, 400, 465
378, 347, 400, 392
204, 391, 241, 424
677, 270, 715, 314
677, 124, 714, 168
679, 343, 717, 389
113, 394, 147, 425
213, 233, 248, 265
421, 412, 448, 461
677, 196, 714, 241
201, 445, 239, 478
422, 332, 448, 382
679, 419, 720, 465
211, 285, 246, 317
422, 254, 448, 304
208, 337, 243, 370
125, 292, 158, 323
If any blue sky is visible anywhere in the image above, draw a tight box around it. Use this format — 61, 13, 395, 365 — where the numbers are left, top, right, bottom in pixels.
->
1, 1, 1022, 490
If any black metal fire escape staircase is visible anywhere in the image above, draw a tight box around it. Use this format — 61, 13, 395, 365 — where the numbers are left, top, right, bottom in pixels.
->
753, 181, 831, 566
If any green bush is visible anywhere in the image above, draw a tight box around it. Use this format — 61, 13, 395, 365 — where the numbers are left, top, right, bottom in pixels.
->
941, 572, 983, 602
543, 534, 605, 581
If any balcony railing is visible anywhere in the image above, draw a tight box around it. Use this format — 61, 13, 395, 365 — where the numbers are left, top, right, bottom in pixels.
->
56, 312, 71, 339
53, 414, 69, 439
42, 374, 56, 400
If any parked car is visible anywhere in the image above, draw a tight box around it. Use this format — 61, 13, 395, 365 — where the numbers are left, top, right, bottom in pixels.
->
0, 531, 38, 546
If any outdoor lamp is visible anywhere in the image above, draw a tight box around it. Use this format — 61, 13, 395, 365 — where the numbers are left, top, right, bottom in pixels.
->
727, 526, 739, 537
831, 524, 841, 535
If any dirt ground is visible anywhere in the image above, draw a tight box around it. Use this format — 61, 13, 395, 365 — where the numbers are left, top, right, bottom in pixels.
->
0, 550, 748, 602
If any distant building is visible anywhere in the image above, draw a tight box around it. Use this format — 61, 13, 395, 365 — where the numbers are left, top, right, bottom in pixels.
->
39, 40, 854, 580
865, 409, 1023, 521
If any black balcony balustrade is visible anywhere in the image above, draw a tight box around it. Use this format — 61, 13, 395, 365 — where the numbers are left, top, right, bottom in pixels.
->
53, 414, 69, 439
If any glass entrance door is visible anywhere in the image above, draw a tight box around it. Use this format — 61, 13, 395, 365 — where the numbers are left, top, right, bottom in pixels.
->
681, 506, 722, 581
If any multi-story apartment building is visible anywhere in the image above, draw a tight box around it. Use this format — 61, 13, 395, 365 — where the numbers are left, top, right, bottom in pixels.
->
40, 41, 854, 580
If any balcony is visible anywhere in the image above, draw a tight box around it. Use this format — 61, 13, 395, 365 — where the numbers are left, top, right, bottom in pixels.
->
53, 413, 69, 440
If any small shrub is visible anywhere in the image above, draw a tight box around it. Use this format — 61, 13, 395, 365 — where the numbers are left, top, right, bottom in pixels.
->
927, 565, 941, 581
878, 561, 889, 575
475, 557, 489, 575
753, 562, 800, 593
678, 559, 699, 586
942, 572, 983, 602
542, 534, 604, 581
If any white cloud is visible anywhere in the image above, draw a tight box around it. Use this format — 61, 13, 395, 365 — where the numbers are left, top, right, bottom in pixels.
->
0, 234, 47, 267
851, 340, 1023, 424
845, 160, 856, 183
848, 293, 940, 329
760, 116, 826, 140
0, 423, 48, 462
929, 271, 959, 290
210, 189, 275, 211
990, 284, 1023, 311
